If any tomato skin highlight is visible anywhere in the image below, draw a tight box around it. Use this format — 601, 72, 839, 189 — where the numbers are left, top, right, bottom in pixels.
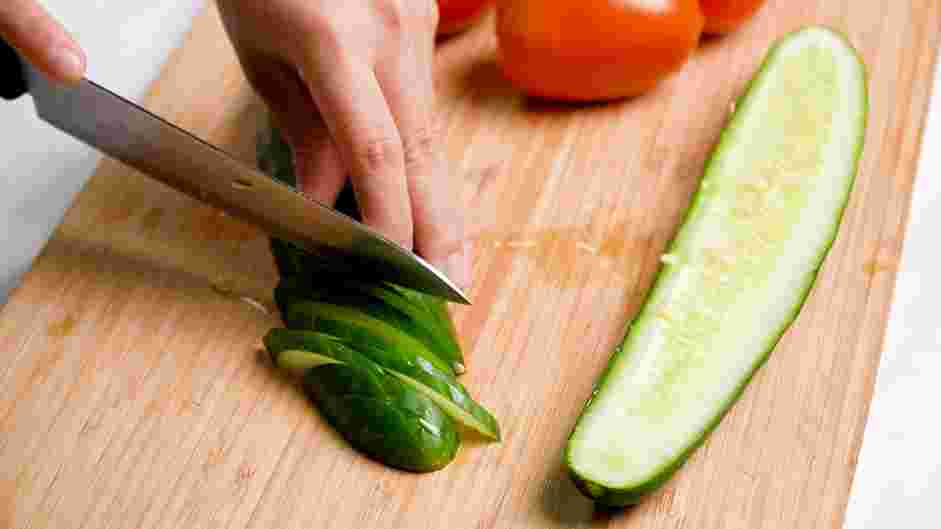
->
496, 0, 705, 102
699, 0, 768, 34
437, 0, 493, 35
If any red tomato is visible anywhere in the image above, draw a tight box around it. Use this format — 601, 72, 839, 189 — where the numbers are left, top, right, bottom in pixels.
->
699, 0, 767, 34
496, 0, 704, 101
437, 0, 493, 35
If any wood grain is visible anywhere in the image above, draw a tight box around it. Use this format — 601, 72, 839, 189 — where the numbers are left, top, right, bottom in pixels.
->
2, 1, 939, 528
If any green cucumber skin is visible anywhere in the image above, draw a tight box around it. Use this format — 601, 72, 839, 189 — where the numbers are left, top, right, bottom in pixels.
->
296, 340, 460, 472
274, 276, 465, 373
284, 301, 456, 376
270, 321, 500, 440
385, 285, 466, 374
565, 26, 869, 506
263, 331, 460, 471
273, 278, 431, 350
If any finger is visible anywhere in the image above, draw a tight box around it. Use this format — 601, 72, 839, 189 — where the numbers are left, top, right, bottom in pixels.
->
0, 0, 85, 83
237, 51, 346, 205
375, 31, 470, 289
293, 133, 346, 206
298, 51, 413, 249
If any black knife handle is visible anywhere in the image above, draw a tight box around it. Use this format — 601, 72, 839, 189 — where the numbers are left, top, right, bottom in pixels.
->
0, 37, 28, 100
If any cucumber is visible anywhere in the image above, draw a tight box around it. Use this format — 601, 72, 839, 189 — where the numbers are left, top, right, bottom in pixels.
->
257, 118, 497, 472
274, 276, 466, 373
388, 284, 466, 374
565, 26, 868, 506
275, 339, 461, 472
261, 124, 466, 374
284, 301, 456, 376
266, 328, 500, 440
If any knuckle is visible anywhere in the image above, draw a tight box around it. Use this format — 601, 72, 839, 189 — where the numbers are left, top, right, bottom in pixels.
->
354, 135, 403, 174
374, 0, 406, 31
420, 216, 463, 257
373, 0, 436, 33
402, 126, 437, 171
392, 220, 415, 249
303, 13, 343, 49
364, 211, 413, 249
434, 227, 463, 256
290, 6, 348, 50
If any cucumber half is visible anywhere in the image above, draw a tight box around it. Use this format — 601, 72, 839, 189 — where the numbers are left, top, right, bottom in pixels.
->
565, 26, 868, 506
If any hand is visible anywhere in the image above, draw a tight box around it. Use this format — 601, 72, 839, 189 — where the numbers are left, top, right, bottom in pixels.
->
0, 0, 86, 83
218, 0, 471, 289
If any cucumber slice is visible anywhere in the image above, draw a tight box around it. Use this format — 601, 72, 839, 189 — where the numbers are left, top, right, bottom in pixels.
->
565, 26, 868, 506
274, 276, 466, 373
283, 340, 461, 472
388, 285, 466, 374
266, 328, 500, 440
285, 301, 456, 376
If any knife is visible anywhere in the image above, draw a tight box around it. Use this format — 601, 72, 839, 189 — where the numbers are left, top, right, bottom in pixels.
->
0, 38, 468, 304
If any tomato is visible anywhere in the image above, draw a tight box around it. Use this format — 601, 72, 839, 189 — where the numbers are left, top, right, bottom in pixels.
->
699, 0, 767, 34
437, 0, 493, 35
496, 0, 704, 101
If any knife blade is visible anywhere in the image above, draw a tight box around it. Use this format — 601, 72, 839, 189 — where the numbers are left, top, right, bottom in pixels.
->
1, 39, 468, 304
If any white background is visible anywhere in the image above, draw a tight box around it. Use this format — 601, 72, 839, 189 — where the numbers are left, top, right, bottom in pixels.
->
0, 2, 937, 526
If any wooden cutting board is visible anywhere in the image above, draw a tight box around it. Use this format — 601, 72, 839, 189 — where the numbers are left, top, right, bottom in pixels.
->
2, 2, 939, 528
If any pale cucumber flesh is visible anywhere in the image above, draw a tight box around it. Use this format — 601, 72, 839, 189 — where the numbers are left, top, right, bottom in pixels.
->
565, 26, 868, 506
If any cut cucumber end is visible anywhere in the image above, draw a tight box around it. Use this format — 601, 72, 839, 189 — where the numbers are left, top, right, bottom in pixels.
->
565, 26, 868, 504
275, 349, 342, 376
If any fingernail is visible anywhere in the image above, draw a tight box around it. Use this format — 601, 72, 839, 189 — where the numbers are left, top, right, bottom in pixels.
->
446, 242, 473, 291
49, 47, 85, 83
